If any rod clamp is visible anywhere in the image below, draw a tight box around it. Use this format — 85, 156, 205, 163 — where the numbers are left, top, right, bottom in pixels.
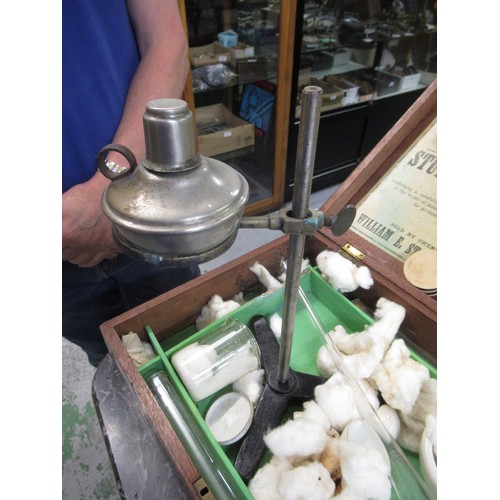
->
278, 208, 325, 234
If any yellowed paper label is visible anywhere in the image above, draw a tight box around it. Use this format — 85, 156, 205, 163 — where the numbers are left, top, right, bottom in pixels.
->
351, 119, 437, 262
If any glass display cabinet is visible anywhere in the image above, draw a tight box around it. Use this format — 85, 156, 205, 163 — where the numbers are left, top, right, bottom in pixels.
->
285, 0, 437, 199
179, 1, 437, 211
180, 0, 296, 215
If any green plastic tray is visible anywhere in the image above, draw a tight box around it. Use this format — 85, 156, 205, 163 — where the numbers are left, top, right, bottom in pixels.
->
139, 267, 437, 499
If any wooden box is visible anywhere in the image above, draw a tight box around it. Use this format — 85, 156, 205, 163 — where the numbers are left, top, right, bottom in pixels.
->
101, 81, 437, 498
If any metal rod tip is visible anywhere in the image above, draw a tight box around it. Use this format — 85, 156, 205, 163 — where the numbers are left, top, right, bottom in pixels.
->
302, 85, 324, 96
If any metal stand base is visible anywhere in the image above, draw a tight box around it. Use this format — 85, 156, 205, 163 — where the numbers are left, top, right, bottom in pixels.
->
234, 315, 326, 482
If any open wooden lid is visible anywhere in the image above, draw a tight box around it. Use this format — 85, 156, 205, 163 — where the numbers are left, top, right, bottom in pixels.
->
318, 81, 437, 359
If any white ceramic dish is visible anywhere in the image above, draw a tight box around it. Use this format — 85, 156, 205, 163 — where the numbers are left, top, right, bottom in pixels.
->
205, 392, 254, 446
419, 416, 437, 495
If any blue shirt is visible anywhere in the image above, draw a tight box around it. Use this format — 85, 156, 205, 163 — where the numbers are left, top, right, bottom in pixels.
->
62, 0, 140, 192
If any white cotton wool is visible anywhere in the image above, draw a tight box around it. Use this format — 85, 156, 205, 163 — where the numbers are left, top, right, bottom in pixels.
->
369, 297, 406, 352
319, 437, 342, 480
171, 342, 217, 378
332, 485, 366, 499
277, 461, 336, 500
299, 400, 331, 433
172, 342, 259, 401
320, 342, 385, 380
196, 294, 242, 330
411, 377, 437, 421
315, 373, 380, 428
319, 298, 406, 380
170, 343, 217, 399
316, 250, 373, 293
342, 348, 386, 380
330, 324, 373, 355
340, 439, 391, 500
397, 378, 437, 453
122, 332, 156, 367
142, 341, 155, 359
250, 261, 282, 291
264, 418, 330, 459
370, 339, 430, 414
232, 369, 265, 406
278, 258, 310, 282
269, 313, 283, 341
232, 292, 246, 305
314, 373, 360, 432
356, 378, 381, 411
248, 456, 293, 500
316, 326, 358, 378
317, 344, 339, 378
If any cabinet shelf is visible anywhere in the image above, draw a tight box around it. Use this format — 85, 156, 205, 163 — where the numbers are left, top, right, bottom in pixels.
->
299, 60, 368, 80
193, 71, 278, 95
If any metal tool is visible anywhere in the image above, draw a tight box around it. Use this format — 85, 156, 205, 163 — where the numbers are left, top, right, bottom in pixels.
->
278, 85, 324, 384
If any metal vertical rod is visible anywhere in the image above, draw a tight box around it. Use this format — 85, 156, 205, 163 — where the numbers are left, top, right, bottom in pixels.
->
277, 86, 323, 384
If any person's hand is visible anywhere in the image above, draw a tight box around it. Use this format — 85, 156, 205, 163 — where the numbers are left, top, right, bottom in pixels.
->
62, 172, 120, 267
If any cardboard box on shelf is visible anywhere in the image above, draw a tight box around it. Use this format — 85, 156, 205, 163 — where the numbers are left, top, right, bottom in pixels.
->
214, 41, 255, 65
378, 69, 422, 94
236, 57, 268, 84
196, 104, 254, 157
324, 75, 360, 105
376, 71, 402, 96
398, 72, 422, 90
189, 43, 232, 67
348, 72, 379, 101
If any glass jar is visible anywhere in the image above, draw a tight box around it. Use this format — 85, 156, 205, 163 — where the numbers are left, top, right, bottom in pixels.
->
171, 317, 261, 402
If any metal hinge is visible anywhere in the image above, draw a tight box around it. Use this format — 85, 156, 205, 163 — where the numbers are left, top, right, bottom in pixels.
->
341, 243, 365, 261
193, 478, 215, 500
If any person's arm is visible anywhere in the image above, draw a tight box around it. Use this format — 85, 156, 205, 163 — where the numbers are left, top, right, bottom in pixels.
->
62, 0, 189, 267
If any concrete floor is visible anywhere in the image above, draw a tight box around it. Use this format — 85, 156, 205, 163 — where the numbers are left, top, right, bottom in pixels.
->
61, 185, 336, 499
